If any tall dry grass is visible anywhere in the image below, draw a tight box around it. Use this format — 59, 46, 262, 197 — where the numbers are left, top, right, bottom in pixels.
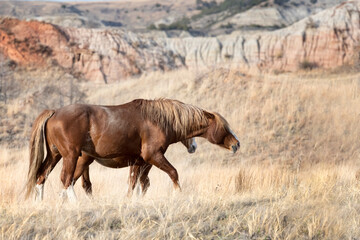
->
1, 68, 360, 239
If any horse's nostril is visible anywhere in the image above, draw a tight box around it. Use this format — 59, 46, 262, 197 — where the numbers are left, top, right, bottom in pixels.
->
188, 146, 196, 153
232, 145, 238, 153
237, 142, 240, 148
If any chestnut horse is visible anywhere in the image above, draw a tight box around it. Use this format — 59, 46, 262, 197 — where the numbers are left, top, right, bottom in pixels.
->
26, 99, 240, 202
77, 137, 197, 197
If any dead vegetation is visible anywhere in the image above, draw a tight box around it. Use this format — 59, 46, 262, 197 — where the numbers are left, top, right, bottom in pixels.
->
1, 67, 360, 239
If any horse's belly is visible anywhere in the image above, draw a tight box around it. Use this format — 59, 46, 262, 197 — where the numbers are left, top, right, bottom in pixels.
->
82, 135, 141, 159
95, 156, 135, 168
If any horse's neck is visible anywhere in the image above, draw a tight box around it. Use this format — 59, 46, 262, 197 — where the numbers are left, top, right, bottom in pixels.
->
185, 126, 209, 139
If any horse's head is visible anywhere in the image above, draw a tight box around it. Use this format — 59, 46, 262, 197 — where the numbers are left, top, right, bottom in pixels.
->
204, 112, 240, 153
181, 138, 197, 153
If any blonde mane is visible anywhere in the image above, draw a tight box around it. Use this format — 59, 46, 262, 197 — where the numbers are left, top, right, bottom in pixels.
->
212, 112, 231, 133
138, 99, 211, 138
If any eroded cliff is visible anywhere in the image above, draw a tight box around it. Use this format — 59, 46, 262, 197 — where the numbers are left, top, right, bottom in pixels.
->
0, 1, 359, 83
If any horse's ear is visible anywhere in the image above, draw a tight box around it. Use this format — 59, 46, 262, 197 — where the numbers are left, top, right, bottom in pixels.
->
204, 111, 215, 120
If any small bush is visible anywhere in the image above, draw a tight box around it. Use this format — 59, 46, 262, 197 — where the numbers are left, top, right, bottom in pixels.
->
147, 24, 157, 30
224, 53, 233, 59
220, 22, 233, 29
157, 17, 191, 31
275, 50, 284, 59
274, 0, 290, 5
305, 18, 318, 29
193, 0, 266, 20
299, 60, 318, 70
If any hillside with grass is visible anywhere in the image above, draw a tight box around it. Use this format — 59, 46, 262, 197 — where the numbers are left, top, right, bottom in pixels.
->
1, 67, 360, 239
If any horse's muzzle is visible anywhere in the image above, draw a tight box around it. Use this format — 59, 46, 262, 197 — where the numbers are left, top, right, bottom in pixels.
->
188, 145, 196, 153
232, 142, 240, 153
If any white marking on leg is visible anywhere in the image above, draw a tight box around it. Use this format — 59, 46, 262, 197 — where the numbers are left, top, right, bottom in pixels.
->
135, 180, 141, 197
175, 181, 181, 192
66, 183, 77, 203
35, 184, 44, 202
59, 189, 67, 201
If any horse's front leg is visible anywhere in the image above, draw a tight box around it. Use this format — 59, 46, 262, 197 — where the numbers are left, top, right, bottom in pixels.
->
142, 151, 181, 191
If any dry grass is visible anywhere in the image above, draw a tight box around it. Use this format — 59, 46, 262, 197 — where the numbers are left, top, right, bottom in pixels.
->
1, 68, 360, 239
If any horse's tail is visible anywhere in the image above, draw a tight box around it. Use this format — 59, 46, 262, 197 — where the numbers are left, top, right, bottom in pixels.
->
25, 109, 55, 199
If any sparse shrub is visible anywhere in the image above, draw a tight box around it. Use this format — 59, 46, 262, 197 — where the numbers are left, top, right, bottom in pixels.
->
299, 60, 318, 70
193, 0, 266, 20
274, 0, 290, 5
305, 17, 318, 29
147, 24, 157, 30
69, 42, 77, 47
6, 60, 17, 69
350, 44, 360, 68
220, 22, 233, 29
131, 41, 140, 48
224, 53, 233, 59
157, 17, 191, 31
273, 69, 285, 75
275, 50, 284, 59
196, 0, 217, 10
35, 44, 53, 57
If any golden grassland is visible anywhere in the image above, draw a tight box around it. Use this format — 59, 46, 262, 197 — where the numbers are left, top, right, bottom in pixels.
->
1, 68, 360, 239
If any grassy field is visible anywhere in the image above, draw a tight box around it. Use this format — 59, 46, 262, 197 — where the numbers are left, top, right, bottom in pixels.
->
1, 68, 360, 239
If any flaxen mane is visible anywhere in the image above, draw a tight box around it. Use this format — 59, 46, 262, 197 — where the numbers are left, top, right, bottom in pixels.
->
212, 112, 231, 134
139, 99, 210, 138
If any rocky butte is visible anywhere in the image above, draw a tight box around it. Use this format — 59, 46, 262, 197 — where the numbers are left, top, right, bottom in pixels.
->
0, 1, 359, 83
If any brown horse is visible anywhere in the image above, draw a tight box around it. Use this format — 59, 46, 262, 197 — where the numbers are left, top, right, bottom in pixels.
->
26, 99, 240, 202
77, 137, 197, 197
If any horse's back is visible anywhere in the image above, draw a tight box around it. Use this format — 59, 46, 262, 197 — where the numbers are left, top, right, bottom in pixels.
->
47, 103, 143, 158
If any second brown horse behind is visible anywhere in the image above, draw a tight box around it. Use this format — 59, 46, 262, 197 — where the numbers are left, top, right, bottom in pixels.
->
26, 98, 240, 202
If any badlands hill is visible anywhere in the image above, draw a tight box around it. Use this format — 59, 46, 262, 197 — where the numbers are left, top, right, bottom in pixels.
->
0, 1, 359, 84
0, 0, 347, 35
0, 0, 359, 145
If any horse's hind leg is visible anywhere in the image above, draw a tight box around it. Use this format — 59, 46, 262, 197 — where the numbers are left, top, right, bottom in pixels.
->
72, 154, 94, 196
138, 163, 152, 196
35, 152, 61, 201
60, 151, 81, 203
127, 164, 141, 198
